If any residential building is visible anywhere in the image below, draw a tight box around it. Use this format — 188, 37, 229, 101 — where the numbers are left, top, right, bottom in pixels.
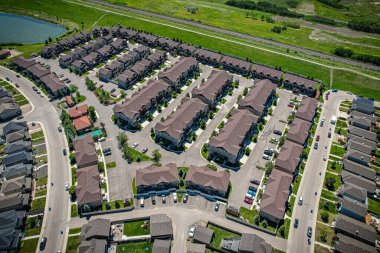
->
187, 243, 205, 253
295, 97, 318, 122
346, 134, 377, 151
150, 214, 173, 239
79, 218, 111, 241
193, 49, 223, 66
342, 159, 376, 181
0, 210, 25, 230
0, 177, 32, 196
3, 140, 32, 155
72, 47, 87, 60
68, 104, 89, 119
152, 239, 171, 253
76, 165, 102, 210
11, 57, 36, 71
119, 28, 138, 40
0, 228, 21, 251
26, 64, 50, 81
39, 73, 68, 97
208, 108, 258, 164
73, 116, 92, 133
0, 50, 11, 60
251, 64, 283, 84
350, 110, 376, 126
115, 70, 139, 89
220, 55, 251, 75
1, 164, 33, 180
338, 184, 367, 204
117, 51, 139, 69
2, 151, 33, 167
286, 118, 312, 146
238, 79, 276, 118
341, 170, 376, 195
351, 97, 374, 115
338, 198, 367, 222
59, 52, 75, 67
193, 226, 214, 245
192, 70, 233, 106
110, 38, 127, 53
96, 45, 113, 60
348, 126, 377, 142
134, 45, 151, 59
275, 141, 303, 175
74, 134, 98, 168
138, 32, 159, 47
156, 37, 179, 51
5, 130, 30, 144
135, 163, 179, 193
2, 121, 28, 136
71, 60, 87, 73
147, 50, 167, 67
77, 238, 107, 253
334, 233, 377, 253
334, 214, 376, 245
41, 43, 61, 58
238, 233, 272, 253
345, 148, 372, 166
0, 102, 21, 121
177, 43, 197, 57
259, 169, 293, 223
185, 165, 230, 197
158, 57, 199, 87
0, 193, 30, 212
283, 74, 317, 97
350, 117, 371, 130
347, 140, 373, 156
155, 97, 208, 148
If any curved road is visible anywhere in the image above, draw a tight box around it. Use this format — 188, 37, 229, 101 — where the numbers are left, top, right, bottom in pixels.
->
82, 0, 380, 71
287, 90, 354, 253
0, 67, 71, 253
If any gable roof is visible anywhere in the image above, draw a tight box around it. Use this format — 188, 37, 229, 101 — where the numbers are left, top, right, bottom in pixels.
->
348, 126, 377, 142
194, 49, 223, 62
341, 171, 376, 194
221, 55, 251, 70
295, 97, 318, 122
0, 210, 19, 230
352, 97, 374, 115
150, 214, 173, 237
136, 163, 179, 187
2, 121, 28, 136
79, 218, 110, 241
11, 57, 36, 69
76, 165, 101, 207
335, 233, 377, 253
158, 57, 198, 85
275, 140, 303, 174
339, 198, 367, 218
68, 104, 88, 119
350, 110, 376, 125
284, 74, 317, 90
335, 214, 376, 245
39, 74, 67, 93
348, 140, 373, 155
77, 238, 107, 253
252, 64, 282, 79
193, 226, 214, 245
73, 116, 92, 132
339, 184, 367, 203
26, 64, 50, 78
186, 165, 230, 193
74, 135, 98, 168
239, 233, 272, 253
343, 159, 376, 181
286, 118, 311, 145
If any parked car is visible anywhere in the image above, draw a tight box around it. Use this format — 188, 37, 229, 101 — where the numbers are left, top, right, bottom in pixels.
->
32, 86, 37, 91
307, 226, 312, 237
189, 226, 196, 238
140, 197, 144, 207
162, 195, 166, 204
316, 135, 320, 141
173, 192, 177, 203
15, 83, 20, 88
294, 218, 299, 228
58, 126, 62, 132
248, 185, 257, 191
103, 148, 111, 153
151, 196, 156, 205
323, 156, 327, 161
110, 88, 116, 93
248, 189, 256, 196
99, 137, 106, 142
287, 103, 294, 108
132, 143, 138, 148
314, 143, 318, 150
215, 202, 220, 211
320, 120, 324, 127
270, 137, 278, 143
183, 194, 189, 203
264, 148, 274, 156
65, 183, 69, 191
273, 130, 282, 135
328, 132, 331, 138
250, 179, 260, 185
298, 196, 303, 206
63, 149, 67, 156
16, 74, 20, 78
244, 197, 253, 204
332, 89, 338, 92
262, 154, 271, 160
245, 193, 254, 200
40, 237, 47, 250
142, 148, 148, 154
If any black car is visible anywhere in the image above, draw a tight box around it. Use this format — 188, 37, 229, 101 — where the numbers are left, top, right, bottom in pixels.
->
110, 88, 116, 93
63, 149, 67, 156
328, 132, 331, 138
314, 143, 318, 150
103, 148, 111, 153
273, 130, 282, 135
183, 194, 189, 203
250, 179, 260, 185
294, 218, 299, 228
307, 226, 312, 237
40, 237, 47, 250
32, 86, 37, 91
151, 196, 156, 205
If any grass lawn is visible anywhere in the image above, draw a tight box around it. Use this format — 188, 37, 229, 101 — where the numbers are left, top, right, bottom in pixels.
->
321, 189, 337, 202
31, 130, 44, 140
330, 145, 345, 157
25, 227, 41, 236
239, 206, 258, 224
69, 227, 82, 235
314, 244, 331, 253
102, 200, 125, 210
201, 145, 209, 160
334, 127, 348, 136
292, 175, 302, 195
319, 198, 338, 215
323, 172, 341, 192
66, 235, 80, 253
315, 222, 336, 246
30, 197, 46, 212
336, 119, 348, 129
36, 155, 48, 164
208, 224, 241, 249
177, 167, 189, 190
18, 238, 39, 253
106, 161, 116, 169
123, 220, 150, 236
328, 155, 342, 162
35, 188, 47, 197
71, 167, 77, 185
36, 176, 48, 187
368, 198, 380, 215
286, 195, 296, 217
128, 147, 151, 162
117, 241, 153, 253
327, 161, 342, 173
71, 204, 79, 217
132, 178, 137, 194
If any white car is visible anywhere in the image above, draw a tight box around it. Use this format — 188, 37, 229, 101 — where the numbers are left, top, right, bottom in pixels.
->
323, 156, 327, 161
65, 183, 69, 190
132, 143, 138, 148
262, 154, 271, 160
173, 192, 178, 203
189, 226, 196, 238
99, 137, 106, 142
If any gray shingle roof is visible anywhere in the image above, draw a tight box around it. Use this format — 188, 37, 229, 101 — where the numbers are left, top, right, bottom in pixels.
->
239, 233, 272, 253
136, 163, 179, 188
338, 198, 367, 218
348, 126, 377, 142
335, 233, 377, 253
335, 214, 376, 245
150, 214, 173, 238
152, 239, 171, 253
193, 226, 214, 245
343, 159, 376, 181
79, 218, 110, 241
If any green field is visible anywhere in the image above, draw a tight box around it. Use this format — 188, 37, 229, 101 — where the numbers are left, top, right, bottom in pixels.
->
1, 0, 380, 100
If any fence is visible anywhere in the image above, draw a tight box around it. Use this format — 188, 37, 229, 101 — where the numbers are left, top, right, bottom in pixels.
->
224, 214, 277, 236
81, 206, 134, 217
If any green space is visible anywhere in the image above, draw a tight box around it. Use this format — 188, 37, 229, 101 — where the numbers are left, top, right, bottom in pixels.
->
101, 199, 130, 210
0, 81, 29, 106
71, 167, 77, 185
327, 161, 342, 173
34, 188, 47, 197
286, 195, 296, 217
71, 204, 79, 217
31, 130, 44, 140
36, 176, 48, 187
123, 220, 150, 236
132, 178, 137, 195
0, 0, 379, 101
36, 155, 48, 164
208, 224, 241, 249
292, 175, 302, 195
315, 222, 336, 247
368, 198, 380, 215
239, 207, 277, 232
25, 227, 41, 236
106, 161, 116, 169
117, 241, 153, 253
318, 198, 338, 219
128, 147, 151, 162
314, 244, 330, 253
69, 227, 82, 235
30, 197, 46, 211
328, 155, 342, 162
24, 216, 42, 236
66, 235, 80, 253
321, 189, 337, 202
330, 144, 345, 157
177, 167, 189, 190
18, 238, 39, 253
336, 119, 348, 129
334, 127, 348, 136
323, 172, 341, 192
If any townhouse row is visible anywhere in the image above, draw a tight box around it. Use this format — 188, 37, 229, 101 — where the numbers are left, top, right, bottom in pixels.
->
0, 86, 21, 121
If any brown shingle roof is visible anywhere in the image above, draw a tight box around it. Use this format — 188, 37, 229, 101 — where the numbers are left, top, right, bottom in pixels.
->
335, 214, 376, 245
11, 57, 36, 69
284, 74, 317, 90
79, 218, 110, 241
75, 165, 101, 207
350, 110, 376, 125
26, 64, 50, 78
158, 57, 198, 85
221, 55, 251, 70
150, 214, 173, 238
348, 126, 377, 142
275, 140, 303, 174
335, 233, 377, 253
186, 165, 230, 193
239, 233, 272, 253
39, 74, 67, 93
286, 118, 311, 145
348, 140, 373, 155
74, 135, 98, 168
252, 64, 282, 79
295, 97, 318, 122
339, 198, 367, 218
194, 49, 223, 62
135, 163, 178, 187
193, 226, 214, 245
260, 169, 292, 220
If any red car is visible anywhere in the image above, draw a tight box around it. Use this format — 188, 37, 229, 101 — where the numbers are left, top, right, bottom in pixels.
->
287, 103, 294, 108
244, 197, 253, 204
325, 94, 329, 100
316, 135, 320, 141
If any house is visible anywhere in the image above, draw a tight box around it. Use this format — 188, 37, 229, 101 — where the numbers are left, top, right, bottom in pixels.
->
260, 169, 293, 223
334, 233, 377, 253
338, 198, 367, 222
150, 214, 173, 239
155, 97, 208, 148
342, 159, 375, 181
111, 25, 122, 37
345, 148, 372, 166
94, 37, 107, 48
283, 74, 317, 97
341, 170, 376, 195
130, 60, 151, 77
177, 43, 197, 57
0, 210, 25, 230
119, 28, 138, 40
79, 218, 111, 241
1, 164, 33, 180
82, 42, 96, 54
107, 60, 124, 75
348, 126, 377, 142
193, 226, 214, 245
41, 43, 60, 58
4, 140, 32, 155
192, 70, 233, 106
2, 151, 33, 167
0, 96, 14, 104
350, 110, 376, 126
347, 134, 377, 151
92, 27, 101, 38
5, 130, 30, 144
0, 193, 30, 212
71, 60, 87, 73
65, 95, 74, 107
74, 134, 98, 168
73, 33, 86, 44
81, 30, 92, 41
98, 67, 113, 81
220, 55, 252, 75
351, 97, 374, 115
39, 74, 68, 97
115, 70, 139, 89
158, 57, 199, 87
101, 26, 111, 36
350, 117, 371, 130
238, 79, 276, 118
72, 47, 87, 60
286, 118, 311, 146
208, 108, 258, 164
152, 239, 171, 253
0, 50, 11, 60
113, 79, 170, 127
73, 116, 92, 133
194, 49, 223, 66
334, 214, 376, 245
68, 104, 88, 119
147, 50, 167, 67
0, 177, 32, 196
238, 233, 272, 253
185, 165, 230, 197
0, 102, 21, 122
156, 37, 179, 51
59, 51, 76, 67
11, 57, 36, 71
134, 45, 151, 59
26, 64, 50, 81
187, 243, 205, 253
2, 121, 27, 137
117, 51, 139, 69
0, 228, 21, 251
77, 238, 107, 253
110, 38, 127, 53
135, 163, 179, 193
275, 140, 303, 175
338, 184, 367, 204
82, 52, 101, 68
138, 32, 159, 46
347, 140, 373, 156
76, 165, 102, 210
96, 45, 113, 60
295, 97, 318, 122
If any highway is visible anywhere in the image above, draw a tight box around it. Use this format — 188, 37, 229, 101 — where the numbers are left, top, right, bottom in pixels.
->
0, 67, 71, 253
287, 90, 354, 253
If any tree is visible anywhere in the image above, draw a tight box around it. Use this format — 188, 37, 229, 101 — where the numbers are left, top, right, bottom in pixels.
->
320, 229, 328, 242
179, 179, 184, 187
262, 219, 268, 228
136, 156, 141, 162
325, 177, 336, 191
179, 169, 184, 177
69, 84, 78, 93
200, 120, 207, 130
69, 185, 76, 198
117, 132, 128, 147
243, 87, 249, 96
331, 161, 337, 170
152, 149, 162, 162
254, 215, 260, 225
278, 136, 285, 146
88, 106, 97, 121
120, 90, 126, 98
98, 161, 104, 173
85, 77, 96, 91
278, 225, 285, 237
122, 145, 133, 162
321, 211, 329, 223
265, 162, 274, 177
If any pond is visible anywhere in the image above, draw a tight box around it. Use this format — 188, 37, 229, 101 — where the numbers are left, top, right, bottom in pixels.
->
0, 13, 67, 44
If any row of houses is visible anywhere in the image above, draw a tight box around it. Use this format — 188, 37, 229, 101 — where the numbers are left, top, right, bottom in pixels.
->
0, 122, 34, 251
207, 79, 277, 164
136, 163, 230, 198
330, 97, 379, 253
11, 57, 69, 98
259, 97, 318, 223
0, 86, 21, 122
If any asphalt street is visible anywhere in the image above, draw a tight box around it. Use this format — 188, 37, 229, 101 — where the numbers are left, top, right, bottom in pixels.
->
287, 90, 354, 253
0, 67, 71, 253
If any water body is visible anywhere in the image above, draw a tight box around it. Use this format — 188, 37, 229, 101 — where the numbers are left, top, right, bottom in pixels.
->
0, 13, 67, 44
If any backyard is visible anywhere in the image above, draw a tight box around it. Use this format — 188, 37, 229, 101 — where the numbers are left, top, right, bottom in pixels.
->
123, 220, 150, 236
117, 241, 153, 253
207, 224, 241, 249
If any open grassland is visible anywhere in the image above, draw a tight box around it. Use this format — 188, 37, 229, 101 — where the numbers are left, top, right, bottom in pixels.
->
1, 0, 380, 100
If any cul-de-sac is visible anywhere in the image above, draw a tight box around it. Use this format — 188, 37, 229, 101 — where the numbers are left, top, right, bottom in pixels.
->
0, 0, 380, 253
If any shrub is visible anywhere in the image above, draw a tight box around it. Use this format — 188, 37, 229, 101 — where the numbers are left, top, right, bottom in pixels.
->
321, 211, 329, 222
136, 156, 141, 162
262, 219, 268, 228
254, 215, 260, 225
278, 225, 285, 237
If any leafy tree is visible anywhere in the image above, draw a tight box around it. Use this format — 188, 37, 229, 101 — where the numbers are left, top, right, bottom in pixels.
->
179, 179, 184, 187
69, 153, 76, 165
85, 77, 96, 91
152, 149, 162, 162
254, 215, 260, 225
278, 136, 285, 146
117, 132, 128, 146
320, 228, 328, 242
69, 84, 78, 93
278, 225, 285, 237
321, 211, 329, 223
120, 90, 126, 98
136, 156, 141, 162
325, 177, 336, 191
98, 161, 104, 173
88, 106, 97, 121
262, 219, 268, 228
69, 185, 76, 198
265, 162, 274, 177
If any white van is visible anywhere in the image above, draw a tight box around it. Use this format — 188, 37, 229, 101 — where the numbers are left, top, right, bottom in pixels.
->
298, 196, 303, 206
140, 197, 144, 207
